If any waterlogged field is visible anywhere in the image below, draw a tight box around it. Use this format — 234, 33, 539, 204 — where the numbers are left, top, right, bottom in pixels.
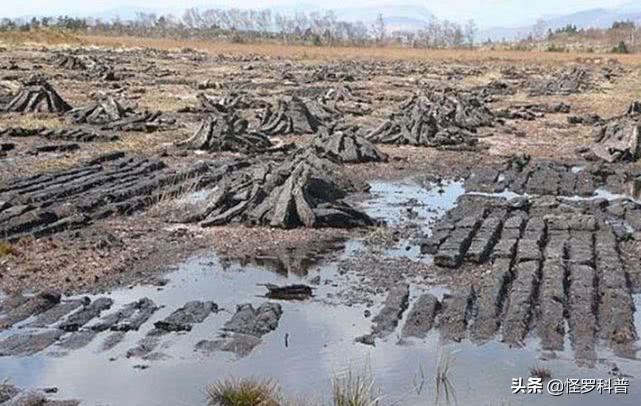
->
1, 34, 641, 405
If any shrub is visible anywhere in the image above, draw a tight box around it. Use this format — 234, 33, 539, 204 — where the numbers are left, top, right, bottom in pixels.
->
545, 43, 567, 52
230, 33, 245, 44
611, 41, 629, 54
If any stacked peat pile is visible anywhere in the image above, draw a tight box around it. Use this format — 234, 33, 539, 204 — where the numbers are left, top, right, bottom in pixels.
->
52, 54, 87, 70
193, 151, 374, 228
67, 95, 171, 132
309, 66, 358, 82
365, 91, 494, 147
473, 80, 516, 101
256, 96, 324, 136
496, 102, 571, 121
101, 111, 169, 132
2, 76, 71, 113
308, 127, 388, 163
177, 113, 272, 153
528, 66, 594, 96
304, 98, 341, 124
178, 93, 260, 114
582, 101, 641, 163
0, 83, 14, 107
67, 95, 135, 125
321, 85, 371, 116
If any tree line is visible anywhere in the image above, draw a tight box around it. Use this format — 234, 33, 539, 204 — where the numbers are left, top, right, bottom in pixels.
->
521, 19, 640, 53
0, 8, 477, 48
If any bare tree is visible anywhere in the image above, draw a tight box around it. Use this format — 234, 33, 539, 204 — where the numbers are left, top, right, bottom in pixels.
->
372, 13, 386, 43
464, 19, 477, 47
532, 18, 547, 40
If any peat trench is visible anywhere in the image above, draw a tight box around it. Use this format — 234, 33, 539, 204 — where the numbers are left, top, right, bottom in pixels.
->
1, 164, 640, 369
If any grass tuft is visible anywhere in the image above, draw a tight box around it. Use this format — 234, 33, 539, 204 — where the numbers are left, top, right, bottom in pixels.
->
0, 241, 19, 258
206, 377, 281, 406
529, 366, 552, 381
435, 350, 458, 406
332, 365, 381, 406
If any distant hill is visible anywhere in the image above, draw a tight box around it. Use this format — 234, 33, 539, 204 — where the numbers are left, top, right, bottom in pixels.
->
480, 7, 641, 41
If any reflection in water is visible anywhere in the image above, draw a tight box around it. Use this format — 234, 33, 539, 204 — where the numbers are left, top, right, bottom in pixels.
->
358, 178, 465, 262
2, 257, 640, 406
223, 238, 347, 277
363, 178, 465, 228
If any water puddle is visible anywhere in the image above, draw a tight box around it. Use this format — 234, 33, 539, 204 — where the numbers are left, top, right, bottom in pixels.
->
561, 188, 641, 205
361, 178, 464, 227
356, 178, 464, 261
3, 255, 639, 406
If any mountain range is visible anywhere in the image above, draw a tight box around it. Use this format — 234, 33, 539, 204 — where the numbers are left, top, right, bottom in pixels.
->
481, 5, 641, 41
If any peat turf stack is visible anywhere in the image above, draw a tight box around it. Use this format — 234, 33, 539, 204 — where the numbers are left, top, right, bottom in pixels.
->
3, 76, 71, 113
52, 54, 87, 70
365, 91, 493, 147
178, 93, 261, 114
528, 66, 593, 96
310, 66, 358, 82
195, 151, 374, 229
67, 95, 135, 125
177, 113, 272, 153
473, 80, 516, 102
322, 85, 371, 116
309, 127, 388, 163
256, 96, 323, 136
66, 94, 171, 132
0, 83, 14, 107
585, 101, 641, 163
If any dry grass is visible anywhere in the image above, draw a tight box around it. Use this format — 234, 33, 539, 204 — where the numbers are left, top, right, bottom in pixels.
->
434, 351, 457, 406
2, 30, 641, 65
0, 115, 66, 130
0, 241, 19, 257
24, 130, 180, 175
78, 34, 641, 65
0, 29, 84, 46
529, 366, 552, 381
206, 377, 281, 406
332, 366, 381, 406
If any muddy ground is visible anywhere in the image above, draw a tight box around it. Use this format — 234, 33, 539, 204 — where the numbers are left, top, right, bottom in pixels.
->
1, 43, 641, 405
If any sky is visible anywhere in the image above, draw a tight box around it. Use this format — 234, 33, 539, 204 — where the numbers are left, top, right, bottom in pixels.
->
1, 1, 633, 28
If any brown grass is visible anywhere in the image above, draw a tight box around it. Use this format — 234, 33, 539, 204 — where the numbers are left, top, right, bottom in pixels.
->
78, 34, 641, 65
24, 129, 182, 175
206, 378, 281, 406
0, 115, 66, 130
530, 366, 552, 381
0, 29, 84, 46
2, 30, 641, 65
0, 241, 19, 257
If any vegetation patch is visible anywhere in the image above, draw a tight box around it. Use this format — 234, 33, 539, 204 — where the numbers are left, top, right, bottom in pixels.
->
206, 378, 281, 406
